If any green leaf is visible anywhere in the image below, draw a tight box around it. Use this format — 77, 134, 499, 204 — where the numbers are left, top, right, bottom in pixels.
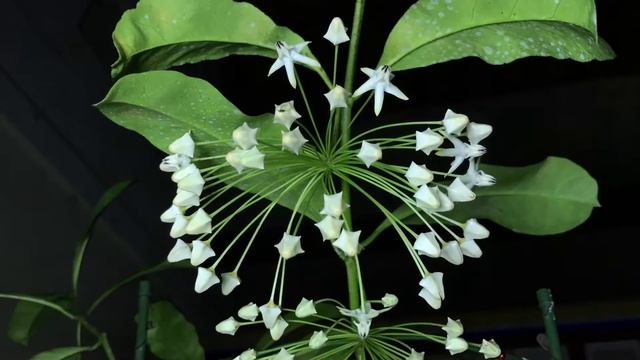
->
97, 70, 323, 221
72, 180, 133, 298
0, 294, 75, 320
379, 0, 615, 71
407, 156, 599, 235
30, 346, 94, 360
111, 0, 328, 85
147, 301, 204, 360
7, 296, 71, 346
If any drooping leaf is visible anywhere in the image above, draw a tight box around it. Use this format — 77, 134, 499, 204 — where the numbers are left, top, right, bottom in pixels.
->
147, 301, 204, 360
97, 70, 323, 221
7, 296, 71, 346
406, 156, 599, 235
111, 0, 328, 85
379, 0, 614, 71
30, 346, 94, 360
72, 180, 133, 298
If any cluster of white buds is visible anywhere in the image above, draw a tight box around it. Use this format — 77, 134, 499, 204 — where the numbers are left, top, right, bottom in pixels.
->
314, 192, 363, 257
226, 122, 265, 173
159, 133, 217, 293
441, 318, 469, 355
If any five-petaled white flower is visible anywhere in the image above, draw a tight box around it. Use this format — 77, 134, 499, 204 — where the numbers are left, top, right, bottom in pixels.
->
281, 127, 308, 155
461, 159, 495, 189
333, 229, 361, 256
352, 65, 408, 116
232, 122, 258, 150
324, 86, 349, 110
273, 101, 302, 129
357, 141, 382, 168
323, 17, 350, 45
320, 192, 345, 218
437, 135, 486, 174
274, 232, 304, 259
268, 41, 320, 88
314, 215, 344, 241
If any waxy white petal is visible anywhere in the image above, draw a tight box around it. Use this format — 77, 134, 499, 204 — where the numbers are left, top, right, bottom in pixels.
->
333, 229, 361, 257
259, 302, 281, 329
167, 239, 191, 263
194, 267, 219, 293
447, 178, 476, 202
274, 232, 304, 260
323, 17, 350, 45
215, 316, 239, 336
442, 109, 469, 135
186, 208, 212, 235
281, 127, 308, 155
273, 101, 302, 129
441, 317, 464, 338
238, 303, 259, 321
357, 141, 382, 168
309, 330, 328, 349
160, 154, 191, 172
295, 298, 317, 318
232, 122, 259, 150
190, 240, 215, 266
414, 232, 441, 258
324, 86, 349, 110
441, 241, 464, 265
221, 272, 241, 295
314, 215, 343, 241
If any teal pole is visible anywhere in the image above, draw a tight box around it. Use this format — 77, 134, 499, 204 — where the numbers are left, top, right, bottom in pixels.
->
536, 288, 563, 360
134, 280, 151, 360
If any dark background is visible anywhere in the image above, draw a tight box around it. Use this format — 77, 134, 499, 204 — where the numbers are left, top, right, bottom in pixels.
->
1, 0, 639, 359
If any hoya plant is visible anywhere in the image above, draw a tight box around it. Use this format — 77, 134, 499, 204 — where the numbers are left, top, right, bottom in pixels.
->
13, 0, 607, 359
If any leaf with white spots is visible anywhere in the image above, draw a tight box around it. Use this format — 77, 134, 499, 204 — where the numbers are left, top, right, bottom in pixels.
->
379, 0, 614, 70
111, 0, 324, 80
97, 70, 323, 221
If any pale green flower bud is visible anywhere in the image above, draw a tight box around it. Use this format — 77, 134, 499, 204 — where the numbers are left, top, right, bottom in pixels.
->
238, 303, 259, 321
215, 316, 239, 336
309, 330, 328, 349
381, 293, 398, 307
295, 298, 317, 318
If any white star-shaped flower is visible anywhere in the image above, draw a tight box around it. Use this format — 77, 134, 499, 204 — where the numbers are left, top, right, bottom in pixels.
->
353, 65, 408, 116
159, 154, 191, 172
461, 159, 495, 189
314, 215, 343, 241
447, 178, 476, 202
268, 41, 320, 88
466, 122, 493, 145
479, 339, 502, 359
225, 147, 265, 173
320, 192, 345, 218
442, 109, 469, 136
169, 132, 195, 157
309, 330, 328, 349
333, 229, 361, 256
273, 101, 302, 129
324, 86, 349, 110
221, 272, 241, 295
405, 162, 434, 188
337, 302, 385, 338
441, 317, 464, 337
415, 128, 444, 155
186, 209, 212, 235
194, 267, 219, 293
167, 239, 191, 263
215, 316, 239, 336
274, 232, 304, 260
190, 239, 215, 266
281, 127, 308, 155
357, 141, 382, 167
323, 17, 350, 45
436, 135, 486, 174
413, 232, 441, 258
232, 122, 258, 150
